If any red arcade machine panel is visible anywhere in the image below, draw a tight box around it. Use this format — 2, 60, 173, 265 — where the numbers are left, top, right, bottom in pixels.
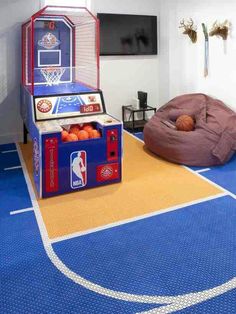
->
45, 137, 59, 193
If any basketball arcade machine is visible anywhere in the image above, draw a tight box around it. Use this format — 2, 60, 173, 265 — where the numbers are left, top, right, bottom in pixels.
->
21, 6, 122, 198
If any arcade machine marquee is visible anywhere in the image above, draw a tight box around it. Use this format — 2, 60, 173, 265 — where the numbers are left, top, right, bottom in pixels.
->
21, 6, 122, 198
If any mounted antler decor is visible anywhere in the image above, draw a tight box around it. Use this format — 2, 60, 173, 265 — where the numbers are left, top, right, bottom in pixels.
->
209, 20, 229, 40
179, 18, 197, 43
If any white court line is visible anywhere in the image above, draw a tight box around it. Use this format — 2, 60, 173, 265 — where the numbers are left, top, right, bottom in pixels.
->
16, 141, 236, 312
1, 149, 17, 154
196, 168, 211, 173
51, 192, 227, 244
138, 277, 236, 314
4, 165, 22, 171
10, 207, 34, 215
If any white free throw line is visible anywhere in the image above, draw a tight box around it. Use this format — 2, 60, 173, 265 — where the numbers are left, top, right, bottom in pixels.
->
1, 149, 17, 154
196, 168, 211, 173
10, 207, 34, 215
51, 192, 227, 244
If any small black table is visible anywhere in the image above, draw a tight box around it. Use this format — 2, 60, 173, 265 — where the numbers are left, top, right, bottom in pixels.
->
122, 105, 156, 132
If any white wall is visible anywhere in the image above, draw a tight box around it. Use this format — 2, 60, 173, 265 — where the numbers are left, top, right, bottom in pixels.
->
91, 0, 160, 119
0, 0, 40, 144
160, 0, 236, 111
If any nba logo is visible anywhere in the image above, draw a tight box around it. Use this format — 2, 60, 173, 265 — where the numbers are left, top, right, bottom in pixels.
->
70, 151, 87, 189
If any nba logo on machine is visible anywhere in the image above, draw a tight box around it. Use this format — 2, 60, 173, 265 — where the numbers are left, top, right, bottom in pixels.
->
70, 151, 87, 189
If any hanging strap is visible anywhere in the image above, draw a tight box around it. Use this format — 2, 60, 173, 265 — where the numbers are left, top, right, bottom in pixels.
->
202, 23, 209, 77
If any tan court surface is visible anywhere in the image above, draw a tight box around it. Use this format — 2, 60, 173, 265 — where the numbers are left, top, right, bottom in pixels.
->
20, 132, 221, 240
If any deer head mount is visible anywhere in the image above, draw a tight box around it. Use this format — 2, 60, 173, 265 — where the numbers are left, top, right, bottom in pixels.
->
209, 20, 229, 40
179, 18, 197, 43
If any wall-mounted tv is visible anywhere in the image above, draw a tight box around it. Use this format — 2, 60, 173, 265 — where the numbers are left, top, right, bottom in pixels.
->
97, 13, 157, 56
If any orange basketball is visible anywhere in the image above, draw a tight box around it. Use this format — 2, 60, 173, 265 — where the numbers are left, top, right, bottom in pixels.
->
61, 130, 68, 142
83, 125, 94, 133
176, 115, 195, 132
69, 125, 81, 137
88, 129, 101, 139
66, 133, 78, 142
77, 130, 89, 140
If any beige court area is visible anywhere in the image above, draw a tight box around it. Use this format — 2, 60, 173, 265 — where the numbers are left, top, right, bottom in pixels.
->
20, 132, 221, 240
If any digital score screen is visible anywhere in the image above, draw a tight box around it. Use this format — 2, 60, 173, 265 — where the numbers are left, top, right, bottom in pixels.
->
34, 93, 104, 121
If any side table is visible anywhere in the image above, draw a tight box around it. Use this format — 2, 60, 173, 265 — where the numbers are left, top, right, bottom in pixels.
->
122, 105, 156, 132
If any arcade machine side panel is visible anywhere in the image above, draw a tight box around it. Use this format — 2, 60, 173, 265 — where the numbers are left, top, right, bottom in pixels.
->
31, 125, 42, 197
20, 87, 42, 196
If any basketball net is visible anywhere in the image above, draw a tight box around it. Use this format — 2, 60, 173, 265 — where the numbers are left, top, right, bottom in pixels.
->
40, 67, 65, 86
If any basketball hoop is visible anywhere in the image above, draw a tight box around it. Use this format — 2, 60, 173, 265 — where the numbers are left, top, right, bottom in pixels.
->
40, 67, 65, 86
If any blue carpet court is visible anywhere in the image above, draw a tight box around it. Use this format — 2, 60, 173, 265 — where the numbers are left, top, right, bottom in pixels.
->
1, 141, 236, 313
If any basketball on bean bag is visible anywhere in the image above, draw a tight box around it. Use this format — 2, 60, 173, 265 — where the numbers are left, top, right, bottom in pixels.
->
176, 115, 195, 131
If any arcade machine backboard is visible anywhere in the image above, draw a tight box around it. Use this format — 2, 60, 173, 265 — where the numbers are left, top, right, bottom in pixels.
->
21, 6, 122, 198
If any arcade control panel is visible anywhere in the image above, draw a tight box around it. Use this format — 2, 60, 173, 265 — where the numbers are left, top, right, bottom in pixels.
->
34, 92, 106, 121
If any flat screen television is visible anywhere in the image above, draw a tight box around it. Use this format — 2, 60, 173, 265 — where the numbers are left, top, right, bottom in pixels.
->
97, 13, 157, 56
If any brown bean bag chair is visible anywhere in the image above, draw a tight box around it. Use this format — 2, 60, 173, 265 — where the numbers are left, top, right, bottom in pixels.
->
144, 93, 236, 166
